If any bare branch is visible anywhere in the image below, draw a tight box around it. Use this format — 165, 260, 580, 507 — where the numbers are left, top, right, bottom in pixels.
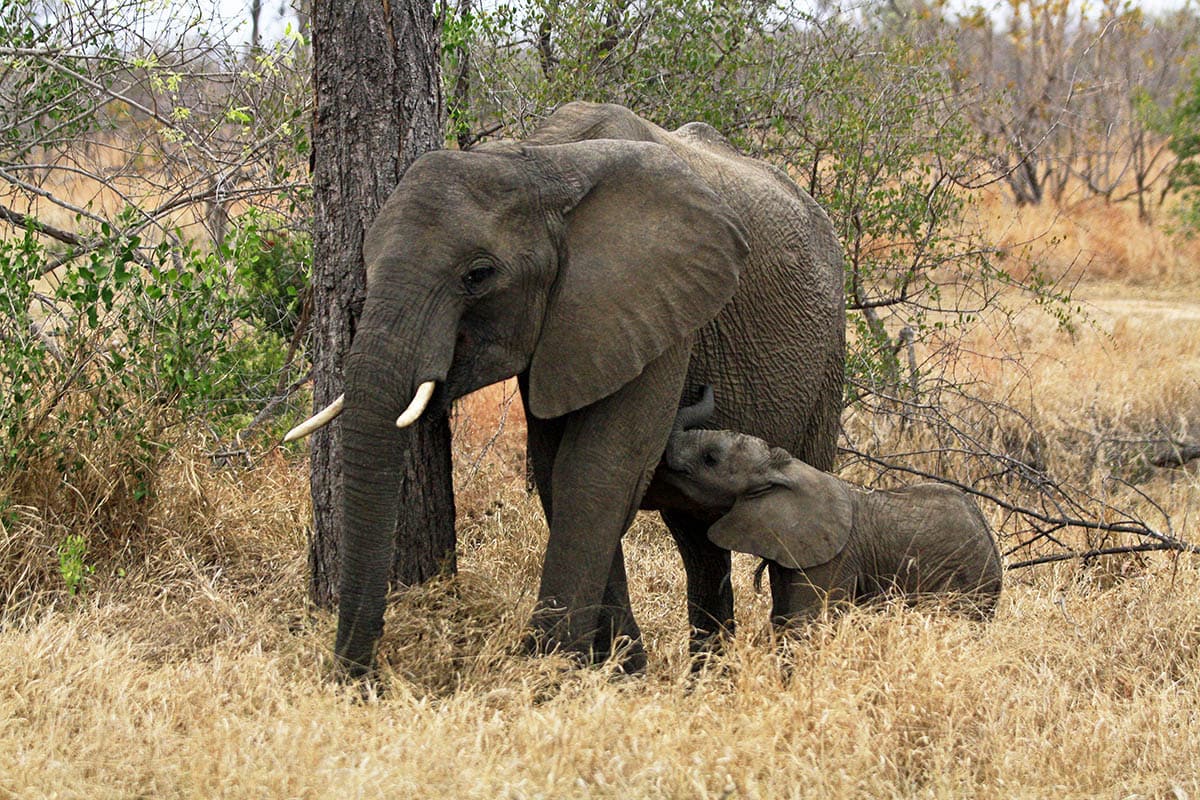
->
1007, 542, 1198, 570
0, 204, 84, 247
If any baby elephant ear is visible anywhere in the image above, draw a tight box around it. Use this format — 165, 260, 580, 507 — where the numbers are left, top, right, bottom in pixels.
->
707, 463, 853, 569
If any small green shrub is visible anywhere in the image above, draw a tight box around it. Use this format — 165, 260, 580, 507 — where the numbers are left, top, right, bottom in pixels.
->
57, 534, 93, 597
224, 206, 311, 341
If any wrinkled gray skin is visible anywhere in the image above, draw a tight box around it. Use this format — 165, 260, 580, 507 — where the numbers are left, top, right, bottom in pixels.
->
337, 102, 844, 676
662, 406, 1003, 620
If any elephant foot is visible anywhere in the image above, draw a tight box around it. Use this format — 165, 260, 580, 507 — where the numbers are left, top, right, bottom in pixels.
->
594, 597, 648, 674
521, 602, 590, 665
334, 649, 378, 683
592, 634, 648, 676
521, 606, 648, 675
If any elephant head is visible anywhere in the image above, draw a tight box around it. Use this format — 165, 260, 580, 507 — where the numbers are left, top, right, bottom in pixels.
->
662, 426, 853, 570
291, 139, 750, 674
357, 140, 747, 418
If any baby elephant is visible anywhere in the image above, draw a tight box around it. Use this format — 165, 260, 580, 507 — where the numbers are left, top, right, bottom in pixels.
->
663, 389, 1003, 622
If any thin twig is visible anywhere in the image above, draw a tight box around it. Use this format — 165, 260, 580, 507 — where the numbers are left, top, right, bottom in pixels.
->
1007, 542, 1194, 570
841, 445, 1200, 554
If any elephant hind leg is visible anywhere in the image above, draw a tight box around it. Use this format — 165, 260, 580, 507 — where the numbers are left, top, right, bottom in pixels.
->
662, 509, 734, 664
793, 390, 841, 474
778, 342, 844, 476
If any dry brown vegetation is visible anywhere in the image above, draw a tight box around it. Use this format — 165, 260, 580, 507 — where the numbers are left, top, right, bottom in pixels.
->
971, 184, 1200, 286
3, 192, 1200, 798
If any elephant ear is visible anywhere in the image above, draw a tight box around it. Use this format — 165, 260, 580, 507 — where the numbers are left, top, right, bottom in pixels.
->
707, 462, 853, 569
523, 139, 748, 419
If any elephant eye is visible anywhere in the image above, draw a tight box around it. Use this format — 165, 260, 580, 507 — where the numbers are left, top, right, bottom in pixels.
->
462, 263, 497, 291
702, 449, 720, 467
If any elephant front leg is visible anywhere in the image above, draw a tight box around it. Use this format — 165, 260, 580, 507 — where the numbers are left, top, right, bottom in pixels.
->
526, 456, 655, 667
768, 561, 857, 626
523, 343, 689, 668
591, 542, 647, 672
522, 387, 644, 668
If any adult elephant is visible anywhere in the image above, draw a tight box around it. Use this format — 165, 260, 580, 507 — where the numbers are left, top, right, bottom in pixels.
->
288, 102, 845, 676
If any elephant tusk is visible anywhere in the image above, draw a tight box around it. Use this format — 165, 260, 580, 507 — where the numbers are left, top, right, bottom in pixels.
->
283, 394, 345, 442
396, 381, 436, 429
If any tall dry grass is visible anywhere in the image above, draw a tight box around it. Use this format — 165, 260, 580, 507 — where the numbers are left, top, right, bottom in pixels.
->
3, 193, 1200, 797
4, 449, 1200, 797
970, 183, 1200, 286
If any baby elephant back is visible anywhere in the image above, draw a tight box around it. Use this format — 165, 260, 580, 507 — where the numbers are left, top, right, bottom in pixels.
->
869, 483, 1003, 615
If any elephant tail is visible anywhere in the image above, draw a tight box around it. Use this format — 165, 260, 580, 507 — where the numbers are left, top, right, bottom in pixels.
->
753, 558, 769, 593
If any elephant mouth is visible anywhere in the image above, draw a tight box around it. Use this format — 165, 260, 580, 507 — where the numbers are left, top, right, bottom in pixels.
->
742, 483, 775, 499
662, 449, 690, 475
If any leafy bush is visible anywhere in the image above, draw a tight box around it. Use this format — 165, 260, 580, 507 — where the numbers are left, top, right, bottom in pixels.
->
0, 209, 309, 599
224, 207, 311, 342
57, 534, 93, 597
0, 0, 314, 604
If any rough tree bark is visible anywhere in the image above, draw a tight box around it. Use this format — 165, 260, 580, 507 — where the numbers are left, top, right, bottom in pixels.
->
309, 0, 455, 608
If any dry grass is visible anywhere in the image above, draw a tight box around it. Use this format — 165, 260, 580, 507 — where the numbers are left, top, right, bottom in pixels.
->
4, 195, 1200, 798
970, 183, 1200, 286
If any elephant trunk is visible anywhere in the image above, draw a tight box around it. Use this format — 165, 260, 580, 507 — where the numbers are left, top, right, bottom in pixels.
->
333, 294, 456, 676
672, 384, 715, 434
334, 371, 405, 675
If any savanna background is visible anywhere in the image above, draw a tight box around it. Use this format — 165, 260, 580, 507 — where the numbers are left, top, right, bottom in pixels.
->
3, 0, 1200, 796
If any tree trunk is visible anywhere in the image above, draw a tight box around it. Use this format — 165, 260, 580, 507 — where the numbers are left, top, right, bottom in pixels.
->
250, 0, 263, 52
309, 0, 455, 609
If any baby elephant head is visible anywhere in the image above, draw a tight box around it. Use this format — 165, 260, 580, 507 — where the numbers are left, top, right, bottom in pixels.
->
663, 385, 791, 510
662, 426, 853, 570
664, 428, 792, 509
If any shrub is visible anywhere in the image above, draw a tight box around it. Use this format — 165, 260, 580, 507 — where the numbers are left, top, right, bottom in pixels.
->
0, 210, 308, 601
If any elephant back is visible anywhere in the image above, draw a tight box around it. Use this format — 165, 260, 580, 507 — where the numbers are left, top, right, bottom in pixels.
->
663, 125, 845, 470
871, 483, 1004, 611
525, 101, 669, 146
530, 102, 846, 472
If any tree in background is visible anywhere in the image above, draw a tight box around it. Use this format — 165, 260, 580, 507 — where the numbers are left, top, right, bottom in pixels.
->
1156, 55, 1200, 231
0, 0, 458, 611
946, 0, 1194, 217
308, 0, 454, 610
